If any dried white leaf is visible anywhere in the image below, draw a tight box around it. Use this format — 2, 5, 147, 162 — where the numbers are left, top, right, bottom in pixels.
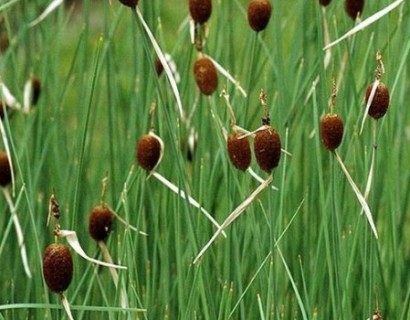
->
60, 293, 74, 320
360, 79, 380, 134
324, 0, 404, 50
29, 0, 64, 27
194, 176, 273, 264
0, 81, 21, 110
136, 7, 185, 120
335, 151, 378, 238
58, 229, 127, 269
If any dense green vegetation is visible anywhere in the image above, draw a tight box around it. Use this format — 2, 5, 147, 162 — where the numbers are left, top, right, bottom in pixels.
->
0, 0, 409, 319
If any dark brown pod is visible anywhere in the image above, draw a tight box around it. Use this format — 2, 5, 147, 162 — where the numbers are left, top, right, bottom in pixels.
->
0, 151, 12, 186
89, 205, 113, 242
118, 0, 138, 7
31, 76, 42, 105
247, 0, 272, 32
189, 0, 212, 25
320, 113, 344, 151
319, 0, 332, 6
0, 33, 9, 53
137, 133, 162, 171
365, 82, 390, 119
43, 243, 73, 293
254, 127, 281, 173
227, 133, 252, 171
345, 0, 364, 20
193, 57, 218, 95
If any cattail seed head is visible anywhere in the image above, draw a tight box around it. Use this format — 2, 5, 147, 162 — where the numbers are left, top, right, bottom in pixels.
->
88, 205, 113, 242
0, 151, 11, 186
319, 0, 332, 6
43, 243, 73, 293
320, 113, 344, 151
118, 0, 138, 7
254, 127, 281, 173
365, 82, 390, 119
189, 0, 212, 25
193, 57, 218, 95
247, 0, 272, 32
345, 0, 364, 20
227, 133, 252, 171
31, 76, 42, 105
137, 133, 163, 171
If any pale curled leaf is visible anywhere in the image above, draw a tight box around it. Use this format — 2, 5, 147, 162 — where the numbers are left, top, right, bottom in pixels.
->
324, 0, 404, 50
334, 151, 378, 238
193, 176, 273, 264
360, 79, 380, 134
60, 293, 74, 320
29, 0, 64, 27
135, 7, 185, 120
58, 229, 127, 269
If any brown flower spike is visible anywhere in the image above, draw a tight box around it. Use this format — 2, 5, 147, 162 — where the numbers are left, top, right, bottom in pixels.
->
89, 205, 113, 242
319, 0, 332, 6
0, 151, 12, 186
247, 0, 272, 32
137, 133, 163, 171
254, 128, 281, 173
227, 133, 252, 171
43, 243, 73, 293
345, 0, 364, 20
189, 0, 212, 25
365, 82, 390, 119
193, 57, 218, 95
118, 0, 138, 7
320, 114, 344, 151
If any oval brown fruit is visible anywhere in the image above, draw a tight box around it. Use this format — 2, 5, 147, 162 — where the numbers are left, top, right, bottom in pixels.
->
247, 0, 272, 32
43, 243, 73, 293
31, 76, 42, 106
89, 205, 113, 242
227, 133, 252, 171
189, 0, 212, 25
319, 0, 332, 6
118, 0, 138, 7
137, 134, 162, 171
0, 151, 12, 186
345, 0, 364, 20
320, 113, 344, 151
254, 127, 281, 173
365, 82, 390, 119
193, 57, 218, 95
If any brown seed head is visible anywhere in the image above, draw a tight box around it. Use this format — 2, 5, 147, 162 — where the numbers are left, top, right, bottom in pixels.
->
319, 0, 332, 6
227, 133, 252, 171
254, 127, 281, 173
365, 82, 390, 119
43, 243, 73, 293
247, 0, 272, 32
89, 205, 113, 242
345, 0, 364, 20
189, 0, 212, 25
0, 151, 12, 187
193, 57, 218, 95
320, 113, 344, 151
31, 76, 42, 105
0, 32, 9, 53
137, 134, 162, 171
118, 0, 138, 7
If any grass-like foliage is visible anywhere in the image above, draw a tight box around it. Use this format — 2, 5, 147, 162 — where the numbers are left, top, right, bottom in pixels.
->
0, 0, 409, 318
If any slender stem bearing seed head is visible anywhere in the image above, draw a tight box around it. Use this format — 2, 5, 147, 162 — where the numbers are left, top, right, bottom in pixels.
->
189, 0, 212, 25
43, 243, 73, 293
365, 82, 390, 119
253, 127, 281, 173
193, 57, 218, 96
320, 114, 344, 151
227, 133, 252, 171
88, 205, 114, 242
0, 151, 12, 186
247, 0, 272, 32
